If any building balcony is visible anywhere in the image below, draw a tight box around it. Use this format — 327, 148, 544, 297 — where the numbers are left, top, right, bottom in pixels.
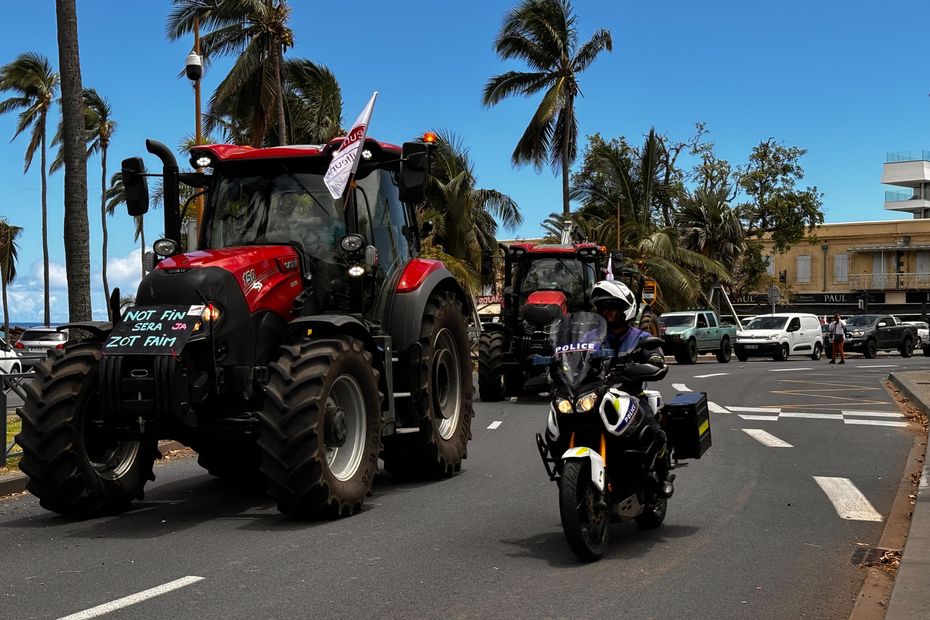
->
884, 189, 930, 216
882, 151, 930, 192
849, 272, 930, 291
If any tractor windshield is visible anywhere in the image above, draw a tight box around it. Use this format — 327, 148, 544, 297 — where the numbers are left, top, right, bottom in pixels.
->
515, 257, 593, 309
204, 166, 346, 258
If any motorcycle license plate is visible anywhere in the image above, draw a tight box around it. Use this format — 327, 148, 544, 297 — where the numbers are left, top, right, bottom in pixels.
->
103, 305, 205, 355
744, 344, 758, 349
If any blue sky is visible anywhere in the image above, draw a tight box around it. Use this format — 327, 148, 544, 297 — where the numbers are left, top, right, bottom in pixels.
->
1, 1, 929, 323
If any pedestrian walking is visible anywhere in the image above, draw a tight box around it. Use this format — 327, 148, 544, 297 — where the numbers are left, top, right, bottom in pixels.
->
827, 313, 846, 364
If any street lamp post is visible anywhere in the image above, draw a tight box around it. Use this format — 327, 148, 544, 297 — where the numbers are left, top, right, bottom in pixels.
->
821, 243, 829, 292
185, 17, 204, 231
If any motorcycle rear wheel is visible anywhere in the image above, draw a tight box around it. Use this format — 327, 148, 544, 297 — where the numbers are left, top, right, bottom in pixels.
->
558, 459, 609, 562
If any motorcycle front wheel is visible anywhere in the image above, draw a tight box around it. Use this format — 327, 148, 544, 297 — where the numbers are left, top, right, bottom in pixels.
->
558, 459, 609, 562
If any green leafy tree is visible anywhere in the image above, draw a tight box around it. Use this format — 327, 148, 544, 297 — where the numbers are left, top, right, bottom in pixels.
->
56, 0, 92, 321
737, 138, 824, 253
483, 0, 612, 217
0, 219, 22, 339
167, 0, 294, 147
421, 130, 522, 292
0, 52, 59, 325
51, 88, 117, 317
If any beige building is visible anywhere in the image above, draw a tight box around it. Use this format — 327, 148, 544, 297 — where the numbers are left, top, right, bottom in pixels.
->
736, 150, 930, 318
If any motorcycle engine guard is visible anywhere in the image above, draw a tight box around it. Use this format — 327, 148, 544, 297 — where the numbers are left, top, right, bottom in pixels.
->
561, 447, 605, 492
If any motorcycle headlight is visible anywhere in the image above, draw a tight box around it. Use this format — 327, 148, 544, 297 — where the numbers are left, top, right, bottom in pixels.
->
556, 398, 573, 414
576, 392, 598, 412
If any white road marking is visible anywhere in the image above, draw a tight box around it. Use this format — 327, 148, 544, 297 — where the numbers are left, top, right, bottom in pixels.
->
695, 373, 729, 379
58, 576, 205, 620
739, 414, 780, 421
857, 364, 898, 368
842, 410, 904, 418
843, 419, 910, 428
779, 412, 844, 420
813, 476, 883, 522
487, 421, 502, 430
728, 406, 781, 413
672, 383, 691, 392
742, 429, 793, 447
708, 402, 730, 414
768, 367, 813, 372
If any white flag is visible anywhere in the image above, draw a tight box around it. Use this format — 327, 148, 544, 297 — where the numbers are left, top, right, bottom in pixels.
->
324, 91, 378, 199
605, 256, 614, 281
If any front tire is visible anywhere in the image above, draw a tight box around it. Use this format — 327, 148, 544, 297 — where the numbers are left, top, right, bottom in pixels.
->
383, 291, 474, 479
736, 351, 748, 362
716, 338, 732, 363
635, 497, 668, 529
901, 338, 914, 358
810, 342, 823, 361
15, 344, 158, 517
477, 331, 505, 402
774, 343, 789, 361
258, 336, 382, 519
677, 338, 698, 365
559, 459, 608, 562
864, 339, 877, 359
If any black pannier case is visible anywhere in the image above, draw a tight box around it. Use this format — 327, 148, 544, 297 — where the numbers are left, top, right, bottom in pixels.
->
662, 391, 711, 459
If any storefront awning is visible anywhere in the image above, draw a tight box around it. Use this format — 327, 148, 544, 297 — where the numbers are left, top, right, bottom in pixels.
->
847, 245, 930, 253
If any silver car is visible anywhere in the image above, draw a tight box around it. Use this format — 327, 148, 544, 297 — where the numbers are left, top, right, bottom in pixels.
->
15, 327, 68, 368
0, 339, 22, 375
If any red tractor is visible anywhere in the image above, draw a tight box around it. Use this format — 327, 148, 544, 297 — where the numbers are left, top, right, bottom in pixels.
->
16, 136, 474, 519
477, 241, 606, 401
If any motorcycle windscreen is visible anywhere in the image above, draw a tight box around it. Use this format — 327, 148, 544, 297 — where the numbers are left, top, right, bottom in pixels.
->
551, 311, 607, 390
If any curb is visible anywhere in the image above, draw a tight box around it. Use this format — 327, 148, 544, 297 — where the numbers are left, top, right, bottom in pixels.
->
0, 440, 188, 499
888, 372, 930, 418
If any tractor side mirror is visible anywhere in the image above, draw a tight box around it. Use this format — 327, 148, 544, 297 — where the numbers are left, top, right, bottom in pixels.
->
399, 141, 431, 203
122, 157, 149, 216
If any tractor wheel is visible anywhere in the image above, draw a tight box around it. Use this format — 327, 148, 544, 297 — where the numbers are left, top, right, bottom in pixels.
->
477, 331, 505, 402
639, 309, 660, 337
258, 336, 382, 519
383, 291, 474, 479
15, 343, 158, 517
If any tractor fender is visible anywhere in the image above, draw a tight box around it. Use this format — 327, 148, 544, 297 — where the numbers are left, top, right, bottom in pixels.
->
57, 321, 113, 341
386, 263, 470, 354
288, 315, 378, 357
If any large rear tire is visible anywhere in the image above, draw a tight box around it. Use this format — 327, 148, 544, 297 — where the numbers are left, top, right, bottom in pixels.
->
258, 336, 382, 519
639, 309, 660, 337
16, 343, 158, 517
559, 459, 608, 562
477, 331, 504, 402
383, 291, 474, 479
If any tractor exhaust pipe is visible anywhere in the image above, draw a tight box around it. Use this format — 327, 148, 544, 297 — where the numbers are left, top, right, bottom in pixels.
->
145, 139, 181, 243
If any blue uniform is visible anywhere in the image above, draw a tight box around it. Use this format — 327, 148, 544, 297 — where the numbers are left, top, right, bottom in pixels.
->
605, 326, 660, 363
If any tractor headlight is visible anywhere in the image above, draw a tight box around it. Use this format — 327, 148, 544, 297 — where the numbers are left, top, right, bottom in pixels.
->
201, 303, 221, 322
556, 398, 573, 414
576, 392, 598, 412
153, 238, 179, 257
348, 265, 365, 277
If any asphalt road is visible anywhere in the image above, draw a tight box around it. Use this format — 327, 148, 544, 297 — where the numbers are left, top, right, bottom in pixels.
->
0, 352, 927, 619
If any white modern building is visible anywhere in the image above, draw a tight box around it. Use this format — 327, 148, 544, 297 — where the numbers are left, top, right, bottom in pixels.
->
883, 150, 930, 218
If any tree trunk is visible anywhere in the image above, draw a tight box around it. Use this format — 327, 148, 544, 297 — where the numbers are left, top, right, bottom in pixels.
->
101, 147, 110, 319
2, 273, 8, 341
275, 46, 287, 146
561, 99, 573, 219
40, 130, 50, 325
56, 0, 91, 322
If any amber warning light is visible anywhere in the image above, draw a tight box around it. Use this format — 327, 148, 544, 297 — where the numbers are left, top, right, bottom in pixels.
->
423, 132, 437, 144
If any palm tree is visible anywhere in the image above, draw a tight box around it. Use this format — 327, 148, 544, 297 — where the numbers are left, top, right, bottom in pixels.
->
51, 88, 117, 317
483, 0, 612, 217
0, 52, 59, 326
422, 130, 522, 292
56, 0, 92, 322
0, 219, 22, 340
283, 58, 343, 144
167, 0, 294, 147
676, 186, 745, 273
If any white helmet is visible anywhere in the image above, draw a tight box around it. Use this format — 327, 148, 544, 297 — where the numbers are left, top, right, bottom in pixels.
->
591, 280, 637, 322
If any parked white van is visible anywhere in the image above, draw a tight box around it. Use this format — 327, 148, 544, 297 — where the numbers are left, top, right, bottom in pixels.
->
734, 313, 824, 361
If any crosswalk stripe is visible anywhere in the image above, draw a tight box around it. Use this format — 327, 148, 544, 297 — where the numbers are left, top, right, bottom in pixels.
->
842, 410, 904, 418
487, 421, 502, 430
843, 419, 909, 428
728, 406, 781, 413
768, 367, 813, 372
672, 383, 691, 392
738, 414, 779, 421
742, 429, 793, 447
695, 373, 729, 378
813, 476, 883, 522
779, 412, 843, 420
708, 402, 730, 414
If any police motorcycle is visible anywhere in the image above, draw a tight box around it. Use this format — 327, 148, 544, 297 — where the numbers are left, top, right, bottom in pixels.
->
534, 311, 674, 562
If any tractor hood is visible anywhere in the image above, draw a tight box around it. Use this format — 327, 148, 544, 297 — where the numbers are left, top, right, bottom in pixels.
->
521, 290, 569, 328
154, 245, 302, 316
